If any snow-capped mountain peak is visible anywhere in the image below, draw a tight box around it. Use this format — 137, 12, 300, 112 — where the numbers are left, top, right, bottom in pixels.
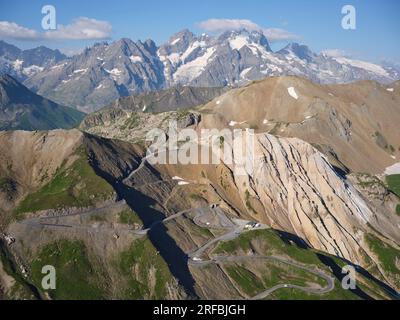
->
1, 28, 398, 112
278, 43, 316, 62
219, 29, 272, 52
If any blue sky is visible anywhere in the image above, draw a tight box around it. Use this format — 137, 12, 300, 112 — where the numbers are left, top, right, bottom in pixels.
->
0, 0, 399, 63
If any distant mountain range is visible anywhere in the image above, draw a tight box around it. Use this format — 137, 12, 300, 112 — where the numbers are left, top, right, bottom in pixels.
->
1, 29, 399, 112
0, 40, 66, 80
0, 74, 84, 131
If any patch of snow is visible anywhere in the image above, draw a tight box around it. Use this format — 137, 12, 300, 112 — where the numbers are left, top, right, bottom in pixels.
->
104, 68, 122, 76
216, 100, 221, 105
263, 119, 268, 124
130, 55, 143, 63
51, 63, 67, 69
385, 162, 400, 175
178, 181, 190, 186
166, 52, 181, 65
73, 68, 87, 74
142, 105, 147, 112
305, 115, 312, 119
171, 38, 181, 45
173, 47, 216, 83
181, 41, 206, 62
328, 93, 334, 97
334, 57, 389, 77
22, 65, 43, 76
261, 63, 283, 74
229, 120, 246, 127
287, 87, 298, 100
95, 84, 103, 89
240, 67, 253, 79
390, 155, 396, 160
62, 79, 71, 84
96, 57, 103, 61
386, 88, 394, 92
157, 53, 171, 81
172, 176, 184, 181
12, 59, 23, 70
229, 36, 249, 51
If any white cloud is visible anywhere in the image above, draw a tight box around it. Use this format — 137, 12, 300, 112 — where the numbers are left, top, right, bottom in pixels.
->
0, 17, 112, 41
0, 21, 40, 40
197, 18, 299, 42
321, 49, 349, 58
263, 28, 299, 42
45, 17, 112, 40
198, 19, 261, 33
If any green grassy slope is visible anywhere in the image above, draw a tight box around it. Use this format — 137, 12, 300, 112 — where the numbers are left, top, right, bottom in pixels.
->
30, 240, 106, 300
214, 229, 394, 300
14, 148, 114, 219
386, 174, 400, 216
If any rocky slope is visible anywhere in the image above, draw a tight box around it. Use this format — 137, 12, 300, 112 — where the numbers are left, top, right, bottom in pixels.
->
0, 127, 399, 299
0, 129, 185, 299
0, 129, 85, 216
199, 76, 400, 175
79, 85, 225, 142
231, 133, 399, 263
80, 108, 201, 144
0, 75, 84, 131
143, 128, 400, 290
8, 29, 398, 112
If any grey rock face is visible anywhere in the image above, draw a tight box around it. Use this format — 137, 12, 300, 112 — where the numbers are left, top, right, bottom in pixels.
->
0, 41, 67, 81
2, 28, 398, 112
110, 85, 227, 113
24, 39, 165, 113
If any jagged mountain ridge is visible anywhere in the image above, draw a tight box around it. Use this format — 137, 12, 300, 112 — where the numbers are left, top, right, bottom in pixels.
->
1, 28, 396, 112
106, 85, 228, 114
0, 41, 66, 80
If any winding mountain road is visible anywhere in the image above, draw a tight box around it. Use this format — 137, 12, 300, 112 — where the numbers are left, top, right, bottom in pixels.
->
186, 209, 335, 299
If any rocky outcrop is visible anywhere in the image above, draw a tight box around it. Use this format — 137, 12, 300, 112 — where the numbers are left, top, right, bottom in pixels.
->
156, 128, 399, 269
81, 108, 202, 144
222, 133, 400, 265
